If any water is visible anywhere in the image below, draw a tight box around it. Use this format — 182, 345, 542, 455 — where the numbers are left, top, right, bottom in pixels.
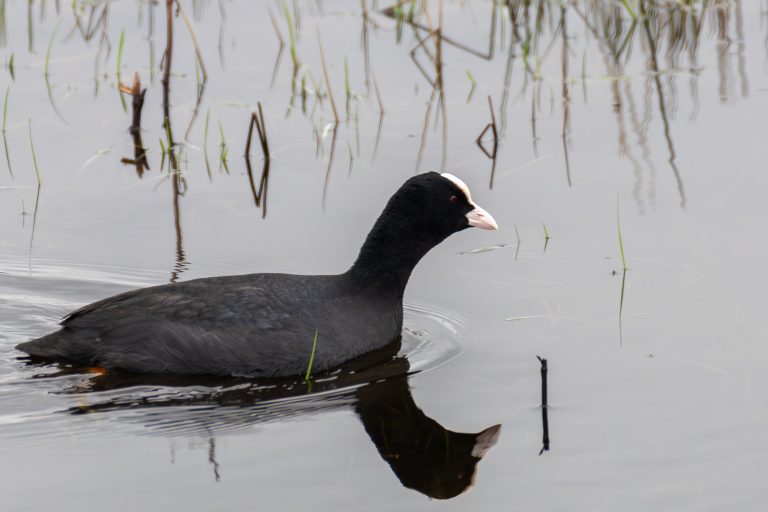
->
2, 1, 768, 510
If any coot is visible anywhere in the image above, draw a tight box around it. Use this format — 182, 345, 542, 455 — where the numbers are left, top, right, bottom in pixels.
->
17, 172, 498, 377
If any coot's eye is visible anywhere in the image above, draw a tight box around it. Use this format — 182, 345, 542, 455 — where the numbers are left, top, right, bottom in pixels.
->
450, 195, 458, 204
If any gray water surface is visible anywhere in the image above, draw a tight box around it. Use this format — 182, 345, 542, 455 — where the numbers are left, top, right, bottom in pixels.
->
2, 1, 768, 510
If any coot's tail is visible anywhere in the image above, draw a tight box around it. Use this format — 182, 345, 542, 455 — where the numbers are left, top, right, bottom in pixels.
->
16, 330, 93, 363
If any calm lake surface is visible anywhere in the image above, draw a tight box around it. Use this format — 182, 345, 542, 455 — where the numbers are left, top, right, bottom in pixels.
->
2, 1, 768, 510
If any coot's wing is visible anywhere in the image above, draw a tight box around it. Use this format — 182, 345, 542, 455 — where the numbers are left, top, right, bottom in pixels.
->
25, 274, 320, 377
62, 286, 156, 324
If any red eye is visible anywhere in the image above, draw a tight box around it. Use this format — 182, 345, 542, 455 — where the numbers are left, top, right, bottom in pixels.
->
450, 195, 458, 204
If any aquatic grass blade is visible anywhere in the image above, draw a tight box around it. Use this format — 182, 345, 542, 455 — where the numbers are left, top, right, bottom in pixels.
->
280, 0, 299, 68
44, 19, 67, 124
617, 194, 627, 271
117, 29, 127, 112
28, 119, 40, 185
2, 85, 10, 177
305, 329, 318, 382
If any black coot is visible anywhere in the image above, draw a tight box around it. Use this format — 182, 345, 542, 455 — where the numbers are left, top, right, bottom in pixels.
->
17, 172, 498, 377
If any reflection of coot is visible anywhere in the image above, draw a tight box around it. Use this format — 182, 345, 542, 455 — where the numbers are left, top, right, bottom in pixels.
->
357, 376, 500, 500
18, 173, 497, 378
59, 339, 500, 500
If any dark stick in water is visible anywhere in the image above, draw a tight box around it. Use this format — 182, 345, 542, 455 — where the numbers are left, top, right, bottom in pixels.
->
537, 355, 550, 454
537, 355, 548, 407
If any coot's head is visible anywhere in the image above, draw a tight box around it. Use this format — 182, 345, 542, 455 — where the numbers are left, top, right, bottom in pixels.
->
349, 172, 498, 290
393, 172, 498, 241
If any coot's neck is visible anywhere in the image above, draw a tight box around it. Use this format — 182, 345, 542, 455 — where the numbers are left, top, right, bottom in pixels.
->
343, 202, 446, 299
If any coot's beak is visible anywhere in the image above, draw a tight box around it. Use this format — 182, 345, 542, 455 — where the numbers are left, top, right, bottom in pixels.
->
466, 204, 498, 230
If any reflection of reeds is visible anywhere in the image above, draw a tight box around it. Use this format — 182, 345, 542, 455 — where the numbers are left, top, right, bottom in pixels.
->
28, 120, 40, 186
638, 0, 686, 209
203, 109, 212, 179
44, 19, 66, 124
617, 194, 628, 346
617, 195, 628, 271
280, 0, 299, 68
503, 0, 704, 206
465, 69, 476, 103
158, 0, 188, 284
317, 30, 339, 124
217, 119, 229, 174
0, 0, 6, 48
344, 56, 352, 123
476, 95, 499, 188
175, 0, 208, 80
244, 104, 271, 218
26, 0, 32, 53
2, 85, 10, 177
268, 8, 286, 88
27, 119, 42, 271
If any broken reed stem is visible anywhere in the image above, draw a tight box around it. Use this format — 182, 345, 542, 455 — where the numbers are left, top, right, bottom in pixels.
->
175, 0, 208, 80
119, 72, 146, 136
317, 30, 339, 124
537, 356, 548, 407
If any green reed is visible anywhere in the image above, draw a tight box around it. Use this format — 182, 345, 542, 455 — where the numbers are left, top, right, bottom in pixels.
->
305, 329, 318, 382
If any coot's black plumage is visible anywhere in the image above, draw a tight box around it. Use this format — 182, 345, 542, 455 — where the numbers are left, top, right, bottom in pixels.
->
17, 172, 498, 377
